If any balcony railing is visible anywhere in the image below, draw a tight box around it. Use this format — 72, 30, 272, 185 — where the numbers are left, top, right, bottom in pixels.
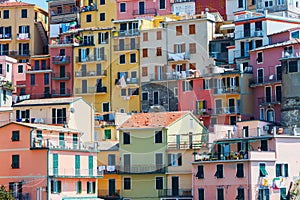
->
75, 86, 107, 94
280, 51, 300, 60
52, 89, 71, 97
52, 55, 70, 64
0, 33, 12, 40
15, 80, 26, 87
79, 41, 95, 46
213, 86, 240, 94
27, 65, 51, 72
80, 4, 97, 12
258, 96, 281, 105
49, 39, 77, 46
235, 29, 264, 40
149, 70, 195, 82
75, 70, 107, 77
75, 55, 106, 63
115, 78, 139, 86
158, 189, 192, 197
132, 8, 157, 15
168, 141, 203, 149
249, 75, 281, 86
50, 7, 79, 16
16, 33, 30, 40
168, 52, 190, 61
113, 43, 140, 51
52, 72, 71, 80
98, 190, 121, 199
49, 167, 99, 177
119, 164, 165, 174
112, 29, 140, 38
9, 50, 30, 57
211, 106, 241, 115
98, 165, 120, 174
209, 52, 228, 61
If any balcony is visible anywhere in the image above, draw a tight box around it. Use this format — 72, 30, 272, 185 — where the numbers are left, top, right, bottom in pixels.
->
75, 86, 106, 94
16, 33, 30, 40
112, 29, 140, 38
280, 51, 300, 60
52, 89, 71, 97
168, 52, 190, 61
213, 86, 240, 95
96, 86, 107, 93
158, 189, 192, 198
113, 43, 140, 51
79, 41, 95, 47
249, 75, 281, 87
211, 106, 241, 115
172, 0, 195, 3
0, 33, 12, 40
75, 55, 106, 63
168, 141, 203, 149
98, 190, 121, 200
15, 80, 26, 88
258, 96, 281, 106
115, 77, 139, 86
52, 72, 71, 80
132, 8, 157, 15
98, 165, 120, 174
235, 29, 264, 40
9, 50, 30, 57
80, 4, 97, 12
26, 65, 51, 73
52, 55, 70, 64
119, 164, 166, 174
50, 7, 79, 23
49, 39, 78, 47
49, 167, 100, 177
75, 70, 107, 77
209, 52, 228, 61
149, 70, 195, 82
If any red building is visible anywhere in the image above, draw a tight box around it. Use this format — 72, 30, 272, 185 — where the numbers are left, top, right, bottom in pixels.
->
195, 0, 226, 20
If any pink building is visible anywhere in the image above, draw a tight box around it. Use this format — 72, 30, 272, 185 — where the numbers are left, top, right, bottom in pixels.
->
192, 120, 300, 200
0, 122, 101, 200
116, 0, 171, 20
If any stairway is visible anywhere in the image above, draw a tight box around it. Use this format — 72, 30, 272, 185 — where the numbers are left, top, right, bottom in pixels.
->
35, 21, 48, 52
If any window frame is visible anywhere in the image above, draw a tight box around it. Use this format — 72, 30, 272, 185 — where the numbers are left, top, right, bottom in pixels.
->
154, 130, 163, 143
155, 176, 163, 190
124, 177, 131, 190
120, 2, 126, 12
11, 131, 20, 141
236, 163, 244, 178
11, 154, 20, 169
123, 132, 130, 144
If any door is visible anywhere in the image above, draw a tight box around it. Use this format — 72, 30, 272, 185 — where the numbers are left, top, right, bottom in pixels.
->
216, 99, 222, 114
60, 82, 65, 95
276, 86, 282, 102
244, 23, 250, 37
82, 80, 87, 93
228, 98, 235, 113
265, 87, 271, 103
155, 153, 163, 172
97, 79, 102, 92
139, 2, 145, 14
123, 154, 131, 172
230, 116, 236, 125
130, 38, 135, 49
171, 176, 179, 196
81, 64, 87, 76
258, 69, 264, 83
108, 179, 116, 196
153, 91, 159, 105
60, 66, 65, 78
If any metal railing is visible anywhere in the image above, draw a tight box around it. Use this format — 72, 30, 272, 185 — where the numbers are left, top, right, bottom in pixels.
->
16, 33, 30, 40
119, 164, 165, 174
113, 43, 140, 51
75, 86, 107, 94
75, 70, 107, 77
249, 75, 281, 86
50, 7, 79, 16
280, 50, 300, 59
75, 55, 106, 63
9, 50, 30, 57
0, 34, 12, 40
112, 29, 140, 38
50, 167, 98, 176
52, 89, 71, 97
80, 4, 97, 12
213, 86, 240, 94
52, 55, 70, 64
212, 106, 241, 115
132, 8, 157, 15
158, 189, 192, 197
168, 141, 203, 149
168, 52, 190, 61
115, 78, 139, 85
258, 96, 281, 105
98, 190, 121, 198
52, 72, 71, 80
235, 29, 264, 39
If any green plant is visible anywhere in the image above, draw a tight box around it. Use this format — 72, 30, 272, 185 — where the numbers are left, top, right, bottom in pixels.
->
0, 185, 13, 200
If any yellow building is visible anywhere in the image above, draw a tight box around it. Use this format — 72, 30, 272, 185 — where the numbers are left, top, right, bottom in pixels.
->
0, 1, 48, 61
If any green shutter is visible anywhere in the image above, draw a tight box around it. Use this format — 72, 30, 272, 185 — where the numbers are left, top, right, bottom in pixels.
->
75, 155, 80, 175
77, 181, 82, 194
105, 129, 111, 139
265, 189, 270, 200
89, 156, 93, 176
37, 130, 42, 138
258, 189, 263, 200
280, 188, 287, 200
87, 182, 90, 193
198, 188, 204, 200
53, 154, 58, 175
276, 164, 281, 177
12, 155, 19, 168
284, 164, 288, 177
12, 131, 20, 141
57, 181, 62, 193
51, 180, 54, 193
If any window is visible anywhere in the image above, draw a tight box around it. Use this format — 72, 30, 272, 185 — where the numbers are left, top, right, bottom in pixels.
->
198, 188, 204, 200
121, 89, 126, 96
130, 53, 136, 63
142, 48, 148, 57
105, 129, 111, 139
260, 108, 265, 120
189, 24, 195, 34
258, 188, 270, 200
0, 64, 2, 74
123, 132, 130, 144
238, 0, 244, 7
168, 153, 182, 166
12, 155, 20, 168
75, 155, 80, 175
196, 100, 207, 115
189, 43, 196, 54
155, 177, 163, 189
280, 188, 287, 200
52, 108, 66, 124
87, 181, 96, 194
259, 163, 268, 177
157, 31, 162, 40
98, 32, 109, 44
256, 40, 263, 48
16, 109, 30, 122
76, 181, 82, 194
3, 10, 9, 19
288, 61, 298, 73
236, 163, 244, 178
44, 74, 49, 85
176, 26, 182, 36
291, 30, 299, 39
215, 164, 223, 178
100, 0, 105, 5
236, 188, 244, 200
30, 74, 35, 86
276, 85, 282, 102
196, 165, 204, 179
51, 180, 62, 193
119, 54, 126, 64
21, 9, 27, 18
143, 32, 148, 41
100, 13, 105, 21
142, 67, 148, 76
159, 0, 166, 9
124, 178, 131, 190
261, 140, 268, 151
12, 131, 20, 141
257, 52, 263, 63
265, 0, 273, 7
120, 3, 126, 12
155, 130, 162, 143
276, 163, 288, 177
217, 188, 224, 200
156, 47, 162, 56
86, 14, 92, 22
182, 80, 193, 91
108, 154, 116, 166
142, 92, 148, 100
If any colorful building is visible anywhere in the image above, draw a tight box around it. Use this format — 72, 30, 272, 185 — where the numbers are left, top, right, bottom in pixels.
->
192, 120, 300, 200
0, 122, 100, 200
118, 111, 207, 200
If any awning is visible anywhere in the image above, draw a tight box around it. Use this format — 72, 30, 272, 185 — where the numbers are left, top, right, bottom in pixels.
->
220, 24, 235, 31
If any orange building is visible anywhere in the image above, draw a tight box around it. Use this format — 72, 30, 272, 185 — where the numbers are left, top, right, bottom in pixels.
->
0, 122, 101, 200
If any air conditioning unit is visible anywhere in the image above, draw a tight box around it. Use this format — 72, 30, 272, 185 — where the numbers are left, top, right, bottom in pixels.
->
263, 125, 269, 131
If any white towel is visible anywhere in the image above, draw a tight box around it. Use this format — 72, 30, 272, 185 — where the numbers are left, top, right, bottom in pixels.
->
107, 165, 116, 172
50, 24, 60, 38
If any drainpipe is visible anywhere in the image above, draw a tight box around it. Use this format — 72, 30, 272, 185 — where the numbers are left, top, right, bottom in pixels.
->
47, 148, 50, 200
109, 29, 113, 112
165, 21, 170, 111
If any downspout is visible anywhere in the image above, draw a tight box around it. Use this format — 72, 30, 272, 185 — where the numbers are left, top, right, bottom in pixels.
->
109, 29, 113, 111
165, 21, 169, 111
47, 148, 50, 200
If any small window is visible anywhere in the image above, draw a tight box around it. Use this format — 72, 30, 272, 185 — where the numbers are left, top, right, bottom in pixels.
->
276, 163, 288, 177
257, 52, 263, 63
120, 3, 126, 12
121, 89, 126, 96
156, 47, 162, 56
86, 14, 92, 22
87, 181, 96, 194
130, 53, 136, 63
217, 188, 224, 200
189, 24, 195, 34
3, 10, 9, 19
189, 43, 196, 54
18, 65, 23, 73
159, 0, 166, 9
51, 180, 62, 193
12, 131, 20, 141
119, 54, 126, 64
176, 26, 182, 36
143, 32, 148, 41
100, 13, 105, 21
142, 48, 148, 57
288, 61, 298, 73
236, 188, 244, 200
155, 130, 162, 143
168, 153, 182, 166
104, 129, 111, 140
44, 73, 49, 85
261, 139, 268, 151
21, 9, 27, 18
196, 165, 204, 179
100, 0, 105, 5
76, 181, 82, 194
215, 164, 223, 178
198, 188, 204, 200
123, 132, 130, 144
236, 163, 244, 178
157, 31, 162, 40
142, 92, 148, 101
124, 177, 131, 190
30, 74, 35, 85
12, 155, 20, 168
259, 163, 268, 177
155, 177, 163, 190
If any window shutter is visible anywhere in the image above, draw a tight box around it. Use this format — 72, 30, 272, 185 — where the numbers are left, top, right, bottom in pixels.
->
284, 164, 288, 177
168, 154, 172, 166
177, 153, 182, 166
236, 77, 239, 87
203, 79, 206, 89
155, 66, 158, 80
105, 32, 109, 43
190, 80, 193, 89
98, 33, 101, 44
163, 65, 167, 80
92, 182, 96, 193
182, 43, 186, 52
78, 49, 81, 62
182, 81, 185, 92
87, 182, 90, 193
265, 189, 270, 199
57, 181, 62, 193
173, 44, 176, 53
276, 164, 281, 177
172, 64, 176, 70
182, 63, 186, 71
51, 180, 54, 193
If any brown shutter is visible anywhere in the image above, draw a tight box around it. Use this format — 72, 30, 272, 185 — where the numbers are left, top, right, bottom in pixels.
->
172, 64, 176, 70
182, 43, 186, 52
155, 66, 158, 80
182, 63, 186, 71
163, 65, 167, 80
174, 44, 176, 53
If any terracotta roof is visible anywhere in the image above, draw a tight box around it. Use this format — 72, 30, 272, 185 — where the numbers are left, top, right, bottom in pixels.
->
119, 111, 190, 129
1, 122, 78, 132
0, 2, 35, 7
13, 97, 83, 107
